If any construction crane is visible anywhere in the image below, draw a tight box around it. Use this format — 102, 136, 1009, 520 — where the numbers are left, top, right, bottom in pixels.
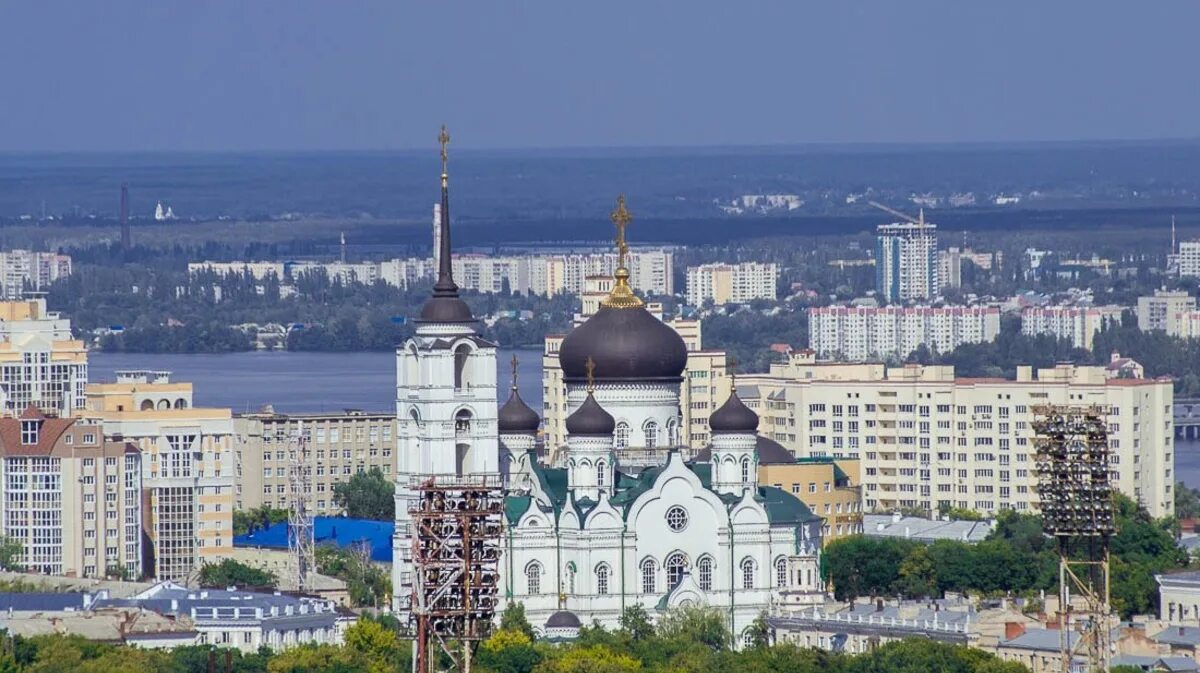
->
868, 200, 926, 230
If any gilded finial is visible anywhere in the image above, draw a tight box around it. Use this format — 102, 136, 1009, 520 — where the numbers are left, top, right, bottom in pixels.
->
510, 353, 519, 391
585, 356, 596, 393
729, 356, 738, 391
600, 195, 644, 309
438, 125, 451, 182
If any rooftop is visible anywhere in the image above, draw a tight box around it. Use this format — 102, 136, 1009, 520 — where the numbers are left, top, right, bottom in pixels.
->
864, 514, 993, 543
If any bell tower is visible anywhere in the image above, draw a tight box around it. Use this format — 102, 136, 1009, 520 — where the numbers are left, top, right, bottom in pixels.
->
393, 126, 499, 613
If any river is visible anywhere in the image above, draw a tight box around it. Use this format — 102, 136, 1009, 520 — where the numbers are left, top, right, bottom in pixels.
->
89, 349, 544, 415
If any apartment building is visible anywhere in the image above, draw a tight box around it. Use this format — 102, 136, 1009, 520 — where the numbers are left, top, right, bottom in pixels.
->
1179, 241, 1200, 278
685, 262, 778, 306
876, 221, 939, 302
740, 351, 1174, 518
80, 371, 235, 582
1020, 305, 1125, 350
938, 247, 1002, 290
0, 298, 88, 416
1137, 289, 1196, 335
809, 305, 1000, 361
542, 277, 726, 453
188, 259, 435, 291
0, 251, 72, 299
756, 450, 863, 541
233, 409, 396, 513
0, 409, 142, 579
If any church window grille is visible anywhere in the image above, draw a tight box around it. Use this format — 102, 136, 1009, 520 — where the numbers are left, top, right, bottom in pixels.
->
596, 564, 610, 595
741, 458, 751, 483
526, 562, 542, 595
698, 557, 713, 591
666, 553, 687, 589
665, 506, 688, 532
644, 421, 659, 449
615, 423, 630, 449
775, 558, 788, 588
641, 559, 657, 594
596, 462, 606, 487
741, 558, 756, 589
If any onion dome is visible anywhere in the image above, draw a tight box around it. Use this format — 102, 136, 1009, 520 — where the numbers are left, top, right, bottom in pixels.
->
499, 389, 540, 434
559, 306, 687, 383
709, 390, 759, 434
566, 392, 615, 437
545, 610, 582, 629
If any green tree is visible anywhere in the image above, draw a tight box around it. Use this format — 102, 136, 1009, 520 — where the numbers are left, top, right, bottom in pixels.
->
0, 535, 24, 571
332, 468, 394, 521
197, 559, 276, 589
477, 628, 543, 673
1175, 482, 1200, 519
500, 602, 537, 641
533, 645, 641, 673
655, 605, 731, 652
617, 605, 655, 643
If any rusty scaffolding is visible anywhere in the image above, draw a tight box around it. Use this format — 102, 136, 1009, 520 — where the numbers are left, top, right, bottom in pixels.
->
409, 475, 503, 673
1032, 405, 1114, 673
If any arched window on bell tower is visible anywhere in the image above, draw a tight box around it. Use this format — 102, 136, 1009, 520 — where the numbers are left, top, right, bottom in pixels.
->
454, 343, 473, 390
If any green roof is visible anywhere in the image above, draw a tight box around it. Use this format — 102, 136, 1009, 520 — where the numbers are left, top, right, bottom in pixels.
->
504, 495, 533, 524
686, 462, 712, 489
757, 485, 820, 525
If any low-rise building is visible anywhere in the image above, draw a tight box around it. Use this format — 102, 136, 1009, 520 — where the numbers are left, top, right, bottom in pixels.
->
233, 409, 395, 513
756, 447, 863, 541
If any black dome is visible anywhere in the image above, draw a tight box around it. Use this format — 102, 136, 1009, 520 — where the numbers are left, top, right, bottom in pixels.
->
418, 295, 475, 323
709, 391, 759, 434
565, 392, 616, 436
559, 306, 687, 383
498, 389, 540, 434
545, 610, 582, 628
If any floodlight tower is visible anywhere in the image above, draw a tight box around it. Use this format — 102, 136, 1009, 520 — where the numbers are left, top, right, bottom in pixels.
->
287, 421, 316, 593
1032, 405, 1114, 673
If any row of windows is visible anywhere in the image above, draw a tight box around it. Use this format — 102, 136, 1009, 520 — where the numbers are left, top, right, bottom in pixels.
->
521, 555, 793, 596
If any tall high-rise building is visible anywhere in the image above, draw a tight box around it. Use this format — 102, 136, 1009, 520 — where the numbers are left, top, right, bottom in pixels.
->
875, 221, 939, 302
685, 262, 778, 306
1137, 289, 1196, 335
809, 305, 1000, 361
0, 298, 87, 416
80, 370, 235, 581
0, 409, 143, 579
0, 251, 73, 300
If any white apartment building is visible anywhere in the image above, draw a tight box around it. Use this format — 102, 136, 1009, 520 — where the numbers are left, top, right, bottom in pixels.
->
876, 221, 939, 302
530, 250, 674, 297
1179, 241, 1200, 278
809, 305, 1000, 361
0, 298, 88, 416
740, 352, 1174, 519
1137, 289, 1197, 336
1020, 305, 1125, 350
685, 262, 779, 306
0, 250, 72, 299
188, 259, 435, 291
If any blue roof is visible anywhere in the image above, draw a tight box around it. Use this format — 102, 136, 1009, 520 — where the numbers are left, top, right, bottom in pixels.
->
0, 592, 92, 611
234, 517, 394, 563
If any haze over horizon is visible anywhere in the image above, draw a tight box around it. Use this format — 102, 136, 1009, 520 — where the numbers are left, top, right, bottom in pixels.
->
2, 1, 1199, 152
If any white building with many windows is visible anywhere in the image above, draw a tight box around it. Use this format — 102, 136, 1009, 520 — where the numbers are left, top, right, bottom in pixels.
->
876, 220, 939, 303
685, 262, 778, 306
1020, 305, 1124, 350
809, 305, 1000, 361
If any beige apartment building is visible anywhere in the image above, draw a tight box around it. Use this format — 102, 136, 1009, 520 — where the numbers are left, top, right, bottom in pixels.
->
757, 453, 863, 542
233, 409, 396, 513
741, 351, 1174, 518
542, 276, 728, 454
0, 298, 88, 416
0, 409, 143, 579
685, 261, 779, 306
1137, 289, 1196, 335
80, 371, 235, 582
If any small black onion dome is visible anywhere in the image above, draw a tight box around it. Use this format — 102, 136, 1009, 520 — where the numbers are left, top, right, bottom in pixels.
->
565, 392, 616, 436
418, 295, 474, 323
709, 390, 759, 434
498, 389, 540, 434
545, 610, 582, 628
559, 306, 687, 383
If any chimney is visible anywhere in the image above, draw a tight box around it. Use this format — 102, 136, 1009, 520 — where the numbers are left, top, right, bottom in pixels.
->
1005, 622, 1027, 640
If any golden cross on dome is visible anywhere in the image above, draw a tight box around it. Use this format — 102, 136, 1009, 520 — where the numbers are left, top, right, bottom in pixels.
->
510, 353, 519, 390
585, 356, 596, 392
610, 194, 632, 269
729, 355, 738, 390
438, 125, 451, 178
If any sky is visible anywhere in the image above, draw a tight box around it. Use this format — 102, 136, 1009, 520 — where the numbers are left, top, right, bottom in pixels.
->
1, 1, 1198, 152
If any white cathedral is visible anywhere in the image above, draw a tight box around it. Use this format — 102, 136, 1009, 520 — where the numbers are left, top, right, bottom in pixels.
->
393, 137, 823, 643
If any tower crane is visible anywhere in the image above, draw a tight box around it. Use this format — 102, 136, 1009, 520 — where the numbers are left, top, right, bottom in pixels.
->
868, 201, 926, 230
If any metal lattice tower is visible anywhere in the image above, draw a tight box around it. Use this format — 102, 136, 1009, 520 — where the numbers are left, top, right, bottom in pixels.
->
410, 475, 503, 673
286, 421, 316, 593
1032, 405, 1114, 673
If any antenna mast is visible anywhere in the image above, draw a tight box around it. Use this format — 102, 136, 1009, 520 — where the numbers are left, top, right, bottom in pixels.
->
287, 421, 316, 593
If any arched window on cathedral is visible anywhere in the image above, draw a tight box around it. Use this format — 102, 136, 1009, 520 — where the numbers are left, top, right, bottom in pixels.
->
775, 557, 788, 589
564, 562, 576, 595
741, 558, 756, 590
453, 344, 472, 390
595, 564, 610, 595
697, 556, 714, 591
596, 461, 606, 488
455, 409, 472, 436
666, 419, 678, 446
666, 553, 687, 590
641, 558, 657, 594
644, 421, 659, 449
526, 562, 542, 595
614, 422, 630, 449
741, 457, 751, 483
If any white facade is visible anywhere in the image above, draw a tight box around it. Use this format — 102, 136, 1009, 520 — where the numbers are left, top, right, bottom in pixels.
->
685, 262, 778, 307
1179, 241, 1200, 278
1137, 289, 1197, 336
876, 222, 939, 303
188, 259, 435, 290
809, 305, 1000, 361
0, 298, 88, 416
0, 250, 72, 299
1020, 305, 1124, 350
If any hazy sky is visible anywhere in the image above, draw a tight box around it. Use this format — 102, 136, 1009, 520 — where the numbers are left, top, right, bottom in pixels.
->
2, 1, 1198, 151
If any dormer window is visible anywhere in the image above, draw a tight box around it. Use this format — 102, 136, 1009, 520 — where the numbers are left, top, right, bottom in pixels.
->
21, 420, 39, 445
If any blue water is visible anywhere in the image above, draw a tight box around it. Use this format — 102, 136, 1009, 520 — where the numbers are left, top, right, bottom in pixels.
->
89, 349, 543, 415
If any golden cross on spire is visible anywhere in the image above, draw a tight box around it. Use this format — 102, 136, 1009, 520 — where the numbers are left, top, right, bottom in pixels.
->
585, 356, 596, 393
729, 355, 738, 390
438, 125, 451, 179
510, 353, 519, 390
610, 194, 632, 269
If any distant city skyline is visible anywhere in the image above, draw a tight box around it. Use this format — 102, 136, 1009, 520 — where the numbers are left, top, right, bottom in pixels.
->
2, 1, 1199, 152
